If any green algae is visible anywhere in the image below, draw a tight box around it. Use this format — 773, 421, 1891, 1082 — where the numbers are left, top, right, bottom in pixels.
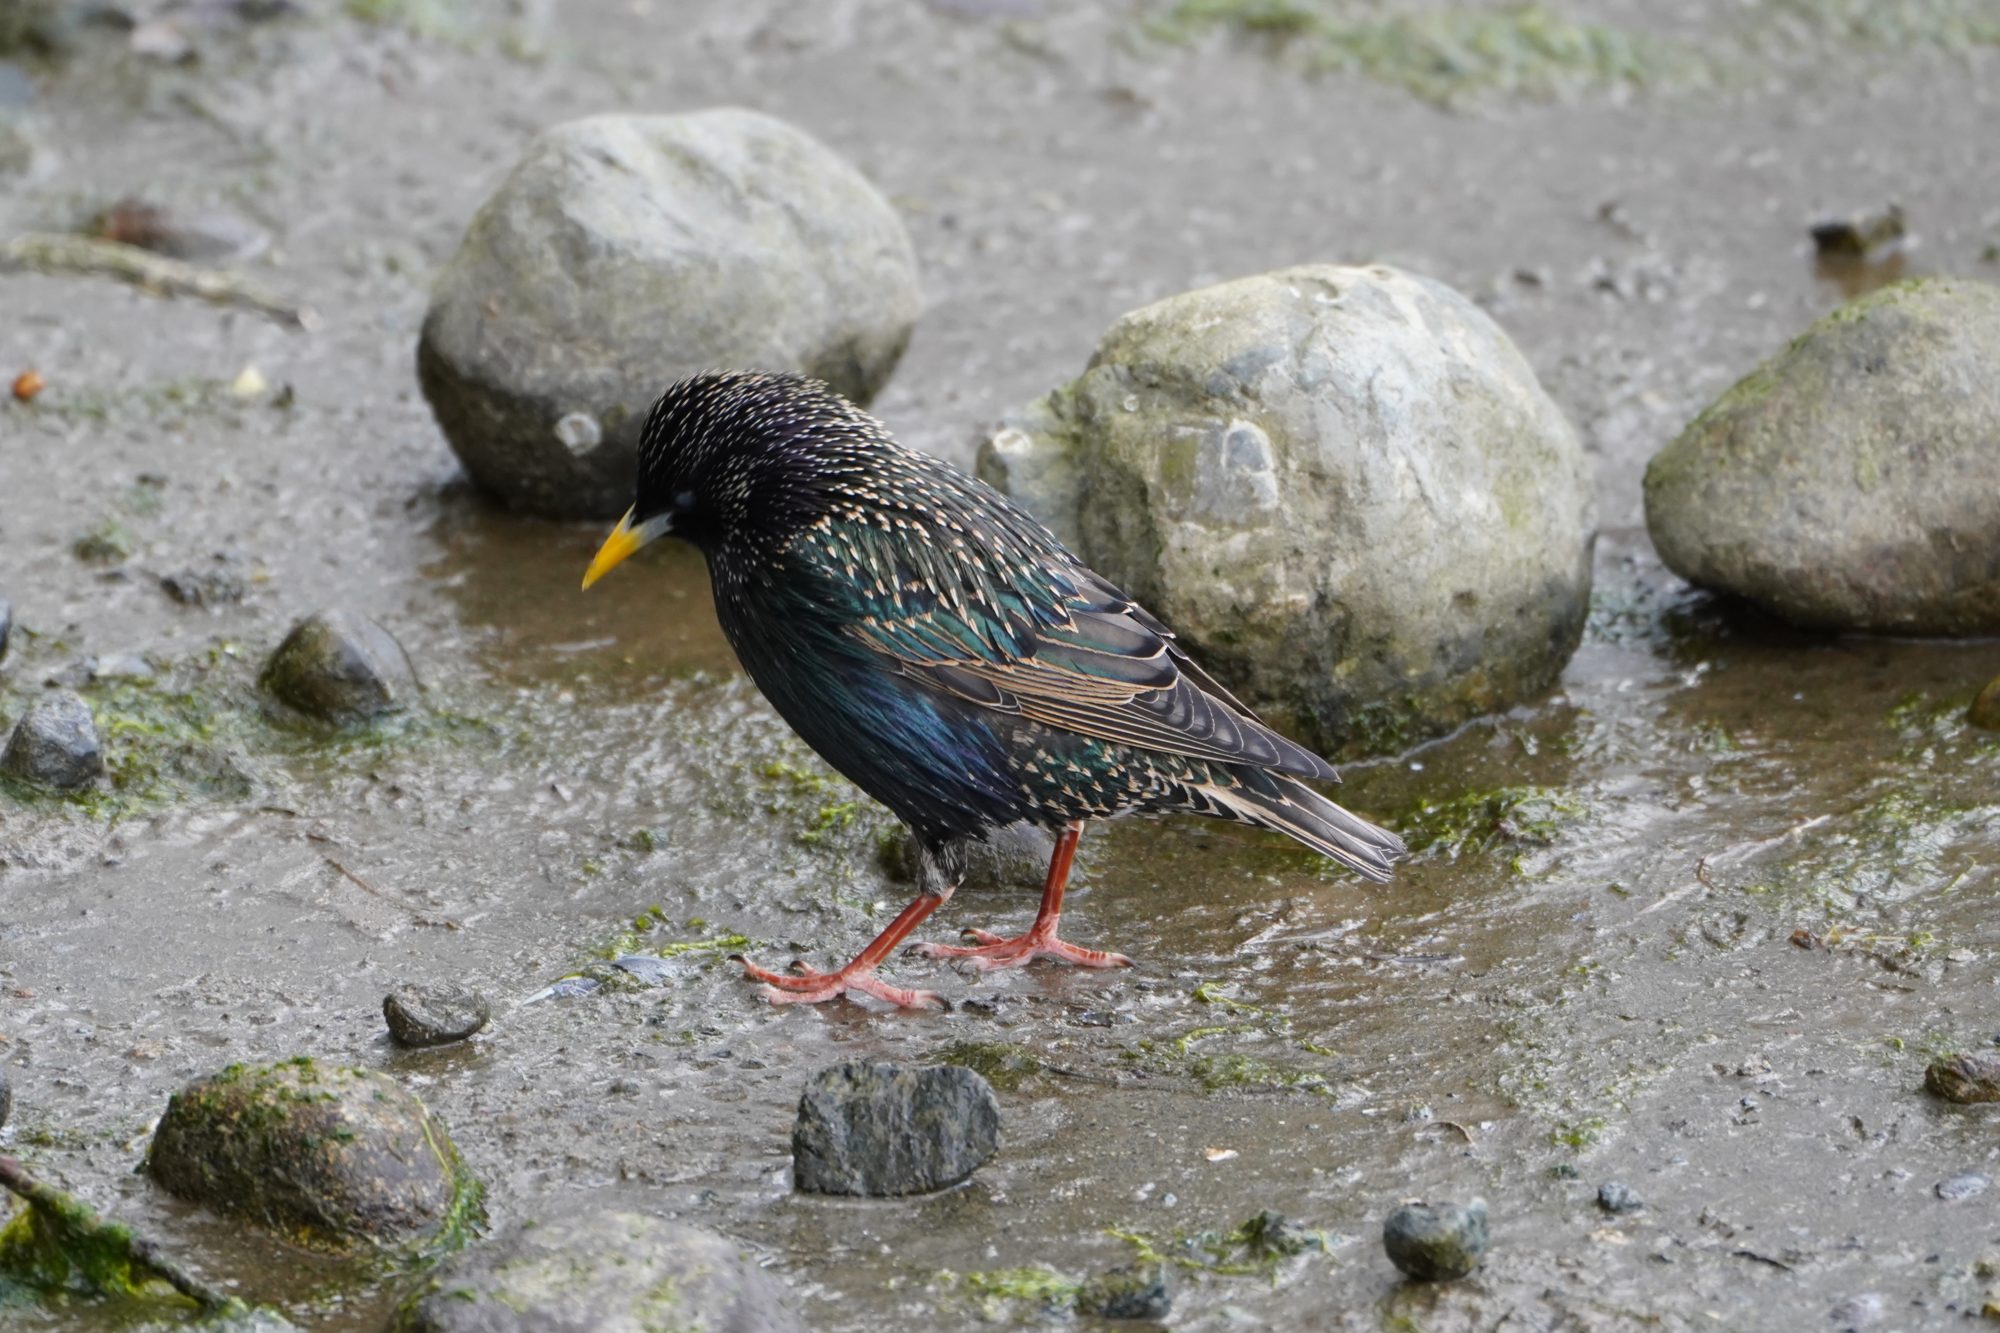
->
1110, 1208, 1334, 1279
1399, 784, 1592, 866
933, 1264, 1082, 1321
1152, 1, 1684, 105
926, 1040, 1046, 1092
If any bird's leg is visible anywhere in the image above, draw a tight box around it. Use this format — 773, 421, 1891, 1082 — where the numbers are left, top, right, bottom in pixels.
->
912, 822, 1132, 971
732, 888, 952, 1009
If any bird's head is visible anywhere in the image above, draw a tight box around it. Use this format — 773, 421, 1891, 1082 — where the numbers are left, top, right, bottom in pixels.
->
581, 370, 872, 589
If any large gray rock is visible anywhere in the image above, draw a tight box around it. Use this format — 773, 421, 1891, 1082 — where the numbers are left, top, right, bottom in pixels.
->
1645, 279, 2000, 634
397, 1207, 804, 1333
2, 689, 103, 788
792, 1061, 1000, 1196
1382, 1198, 1488, 1282
260, 611, 417, 724
976, 264, 1593, 757
147, 1059, 477, 1255
418, 108, 921, 519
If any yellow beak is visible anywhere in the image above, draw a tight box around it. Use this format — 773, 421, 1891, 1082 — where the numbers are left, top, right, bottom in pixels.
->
581, 508, 644, 591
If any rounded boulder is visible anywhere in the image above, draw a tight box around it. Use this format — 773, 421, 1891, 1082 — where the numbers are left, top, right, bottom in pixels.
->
147, 1058, 478, 1255
976, 263, 1594, 757
1645, 279, 2000, 634
418, 108, 921, 519
397, 1206, 804, 1333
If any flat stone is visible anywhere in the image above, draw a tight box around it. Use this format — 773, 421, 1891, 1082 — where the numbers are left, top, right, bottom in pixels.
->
384, 982, 491, 1048
976, 263, 1593, 758
397, 1205, 805, 1333
1646, 278, 2000, 634
147, 1058, 476, 1254
1936, 1171, 1990, 1203
1383, 1198, 1488, 1282
418, 108, 920, 519
2, 689, 103, 788
792, 1061, 1000, 1196
260, 610, 417, 724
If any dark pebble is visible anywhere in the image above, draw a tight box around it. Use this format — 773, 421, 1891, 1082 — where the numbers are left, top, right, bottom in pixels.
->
160, 564, 248, 608
384, 982, 491, 1048
1924, 1051, 2000, 1104
260, 610, 417, 724
1809, 204, 1906, 258
1383, 1198, 1488, 1282
0, 593, 12, 661
1598, 1181, 1645, 1214
1936, 1171, 1989, 1202
0, 1066, 11, 1129
1, 689, 103, 787
1075, 1261, 1172, 1320
1970, 676, 2000, 731
792, 1061, 1001, 1196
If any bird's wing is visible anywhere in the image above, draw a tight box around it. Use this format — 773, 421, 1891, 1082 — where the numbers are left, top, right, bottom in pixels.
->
818, 522, 1340, 783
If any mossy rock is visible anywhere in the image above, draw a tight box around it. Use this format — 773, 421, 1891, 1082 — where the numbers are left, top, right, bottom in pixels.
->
976, 263, 1594, 759
146, 1058, 479, 1255
260, 611, 418, 725
1645, 278, 2000, 634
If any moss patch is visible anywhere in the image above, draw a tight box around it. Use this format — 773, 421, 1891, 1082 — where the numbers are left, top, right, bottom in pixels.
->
1399, 784, 1594, 869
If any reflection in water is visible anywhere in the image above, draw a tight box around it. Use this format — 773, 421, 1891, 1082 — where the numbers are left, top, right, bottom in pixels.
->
420, 490, 740, 693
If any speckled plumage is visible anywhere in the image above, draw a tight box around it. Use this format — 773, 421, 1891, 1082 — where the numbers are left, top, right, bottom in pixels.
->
626, 371, 1405, 885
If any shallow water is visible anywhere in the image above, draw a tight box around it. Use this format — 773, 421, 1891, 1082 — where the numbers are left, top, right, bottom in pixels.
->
3, 3, 1999, 1329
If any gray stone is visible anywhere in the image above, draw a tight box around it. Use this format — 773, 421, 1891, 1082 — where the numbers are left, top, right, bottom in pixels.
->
261, 611, 417, 724
792, 1061, 1000, 1196
1925, 1051, 2000, 1103
0, 1065, 11, 1130
1970, 677, 2000, 731
879, 821, 1056, 892
2, 689, 103, 788
147, 1059, 476, 1255
1075, 1261, 1172, 1320
397, 1206, 804, 1333
1936, 1171, 1990, 1202
160, 563, 247, 607
385, 982, 491, 1048
1645, 279, 2000, 634
1597, 1181, 1644, 1213
976, 263, 1593, 758
418, 108, 920, 519
1382, 1198, 1488, 1281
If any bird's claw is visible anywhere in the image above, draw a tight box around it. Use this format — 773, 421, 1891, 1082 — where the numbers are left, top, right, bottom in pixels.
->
911, 929, 1133, 971
733, 953, 946, 1009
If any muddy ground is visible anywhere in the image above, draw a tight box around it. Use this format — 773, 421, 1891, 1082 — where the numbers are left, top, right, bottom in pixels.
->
3, 1, 1999, 1329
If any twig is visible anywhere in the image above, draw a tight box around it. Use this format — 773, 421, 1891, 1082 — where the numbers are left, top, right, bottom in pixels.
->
0, 1155, 242, 1312
0, 233, 315, 329
324, 857, 459, 930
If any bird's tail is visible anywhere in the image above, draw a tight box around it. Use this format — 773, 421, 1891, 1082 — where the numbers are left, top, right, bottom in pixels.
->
1188, 772, 1406, 882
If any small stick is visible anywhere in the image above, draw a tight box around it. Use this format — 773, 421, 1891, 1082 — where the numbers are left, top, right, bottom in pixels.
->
324, 857, 459, 930
0, 233, 315, 329
0, 1155, 242, 1312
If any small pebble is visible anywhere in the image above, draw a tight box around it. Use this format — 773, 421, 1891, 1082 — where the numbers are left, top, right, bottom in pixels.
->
1936, 1171, 1989, 1203
383, 982, 491, 1048
1383, 1198, 1488, 1282
0, 593, 12, 661
1, 689, 103, 788
11, 369, 42, 401
160, 564, 248, 608
553, 411, 602, 455
1925, 1051, 2000, 1104
1829, 1291, 1885, 1328
1075, 1261, 1171, 1320
1809, 204, 1906, 259
1597, 1181, 1644, 1214
0, 1066, 11, 1129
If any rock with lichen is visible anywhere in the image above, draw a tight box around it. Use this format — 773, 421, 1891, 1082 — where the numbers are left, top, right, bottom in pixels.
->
146, 1058, 478, 1255
1383, 1198, 1488, 1281
1645, 279, 2000, 635
1925, 1051, 2000, 1104
396, 1205, 804, 1333
260, 611, 417, 724
384, 982, 491, 1048
418, 108, 920, 519
976, 263, 1594, 758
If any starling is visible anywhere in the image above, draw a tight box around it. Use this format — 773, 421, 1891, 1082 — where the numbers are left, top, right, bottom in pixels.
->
583, 372, 1405, 1008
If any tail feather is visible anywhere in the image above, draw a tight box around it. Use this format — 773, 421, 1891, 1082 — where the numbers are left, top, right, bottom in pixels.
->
1191, 775, 1405, 883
